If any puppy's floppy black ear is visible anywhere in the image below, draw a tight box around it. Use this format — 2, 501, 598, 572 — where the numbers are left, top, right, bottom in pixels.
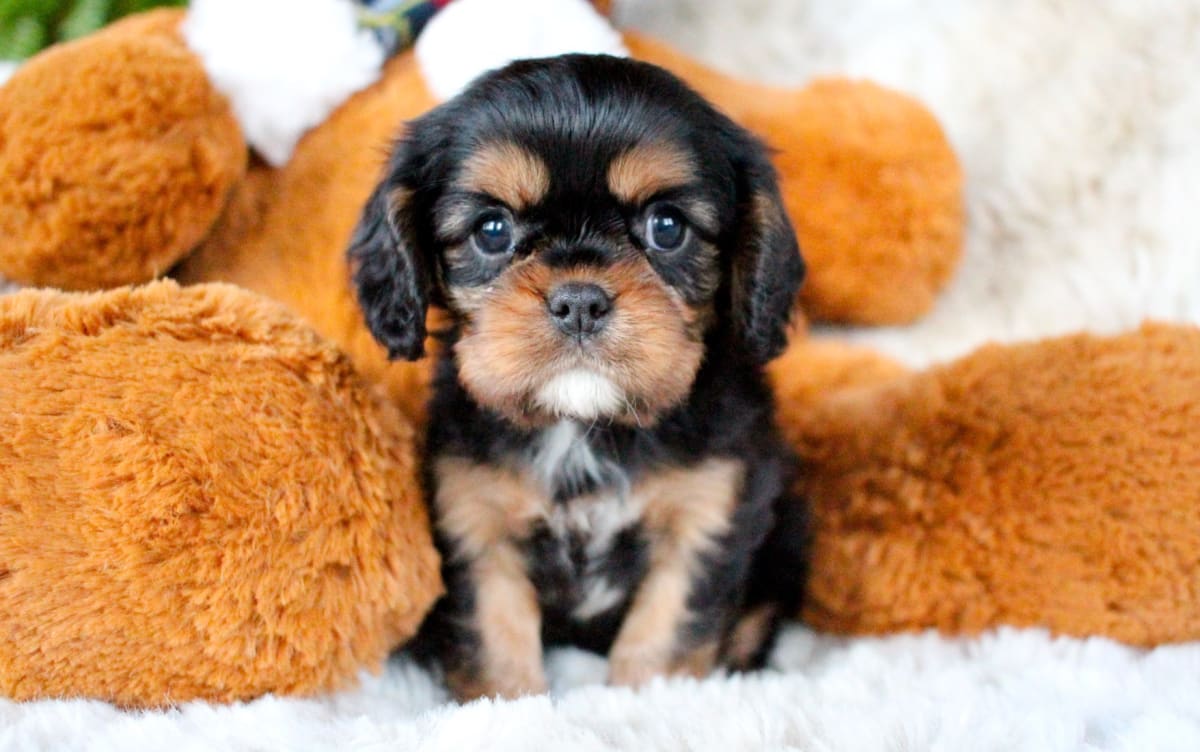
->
730, 148, 806, 364
349, 154, 432, 361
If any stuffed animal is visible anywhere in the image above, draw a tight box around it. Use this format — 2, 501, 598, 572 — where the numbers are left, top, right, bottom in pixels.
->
0, 281, 441, 706
8, 0, 1190, 710
769, 326, 1200, 646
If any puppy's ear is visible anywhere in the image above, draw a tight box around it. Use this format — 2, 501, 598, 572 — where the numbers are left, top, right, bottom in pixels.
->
349, 150, 432, 361
730, 149, 806, 364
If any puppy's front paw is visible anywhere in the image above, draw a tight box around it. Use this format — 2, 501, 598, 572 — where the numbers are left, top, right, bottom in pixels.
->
608, 641, 719, 688
447, 663, 548, 702
607, 641, 672, 688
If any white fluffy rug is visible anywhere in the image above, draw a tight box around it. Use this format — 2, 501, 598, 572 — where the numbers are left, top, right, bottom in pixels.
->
5, 628, 1200, 751
5, 0, 1200, 749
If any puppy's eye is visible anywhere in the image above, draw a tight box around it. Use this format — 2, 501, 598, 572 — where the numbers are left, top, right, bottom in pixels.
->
472, 212, 515, 255
645, 204, 688, 251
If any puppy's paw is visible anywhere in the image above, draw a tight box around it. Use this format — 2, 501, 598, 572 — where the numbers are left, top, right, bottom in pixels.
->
608, 640, 719, 688
447, 664, 548, 702
607, 639, 674, 688
672, 641, 719, 679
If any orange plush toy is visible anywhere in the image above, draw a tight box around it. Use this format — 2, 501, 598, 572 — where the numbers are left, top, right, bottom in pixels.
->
0, 281, 441, 706
770, 326, 1200, 647
0, 0, 963, 707
35, 0, 1197, 711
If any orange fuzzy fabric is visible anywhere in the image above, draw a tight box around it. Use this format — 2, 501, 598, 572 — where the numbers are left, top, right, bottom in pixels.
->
772, 324, 1200, 645
0, 281, 441, 706
0, 10, 245, 291
176, 50, 440, 427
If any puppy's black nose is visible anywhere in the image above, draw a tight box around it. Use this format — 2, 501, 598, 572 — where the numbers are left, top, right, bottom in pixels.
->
547, 283, 612, 337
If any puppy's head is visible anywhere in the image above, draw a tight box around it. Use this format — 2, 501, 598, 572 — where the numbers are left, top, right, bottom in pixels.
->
351, 55, 804, 427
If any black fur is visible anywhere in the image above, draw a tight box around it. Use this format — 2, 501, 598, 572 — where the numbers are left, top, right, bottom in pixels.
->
409, 329, 802, 676
730, 156, 808, 363
350, 54, 810, 692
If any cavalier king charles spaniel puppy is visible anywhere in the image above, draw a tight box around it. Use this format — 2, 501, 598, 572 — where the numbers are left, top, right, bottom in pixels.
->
350, 53, 808, 701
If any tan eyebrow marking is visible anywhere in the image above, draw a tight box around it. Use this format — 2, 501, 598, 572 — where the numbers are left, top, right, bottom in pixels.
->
607, 141, 697, 205
457, 141, 551, 210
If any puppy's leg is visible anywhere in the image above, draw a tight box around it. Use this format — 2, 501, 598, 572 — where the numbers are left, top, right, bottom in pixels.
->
721, 603, 781, 671
608, 549, 702, 686
446, 543, 547, 701
608, 459, 743, 687
433, 457, 547, 700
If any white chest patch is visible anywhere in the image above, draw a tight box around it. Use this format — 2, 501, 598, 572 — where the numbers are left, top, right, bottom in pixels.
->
530, 422, 639, 621
545, 492, 640, 623
532, 420, 620, 499
572, 577, 627, 621
546, 492, 643, 556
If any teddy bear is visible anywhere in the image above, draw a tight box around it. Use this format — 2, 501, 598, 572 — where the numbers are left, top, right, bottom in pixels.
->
2, 0, 1195, 710
770, 326, 1200, 646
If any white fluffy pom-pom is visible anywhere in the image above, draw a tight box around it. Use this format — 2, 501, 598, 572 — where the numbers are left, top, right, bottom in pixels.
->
182, 0, 385, 166
415, 0, 627, 102
0, 61, 18, 87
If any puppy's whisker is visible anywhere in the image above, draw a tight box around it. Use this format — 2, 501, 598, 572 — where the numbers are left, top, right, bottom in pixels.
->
621, 395, 644, 429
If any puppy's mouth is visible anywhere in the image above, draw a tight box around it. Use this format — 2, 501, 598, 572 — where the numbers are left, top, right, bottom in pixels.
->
452, 259, 706, 427
529, 297, 636, 423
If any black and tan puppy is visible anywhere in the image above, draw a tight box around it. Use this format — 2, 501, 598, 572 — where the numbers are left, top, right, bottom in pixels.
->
350, 54, 808, 701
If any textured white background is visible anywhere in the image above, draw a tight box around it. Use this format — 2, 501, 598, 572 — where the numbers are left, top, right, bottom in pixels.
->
4, 0, 1200, 749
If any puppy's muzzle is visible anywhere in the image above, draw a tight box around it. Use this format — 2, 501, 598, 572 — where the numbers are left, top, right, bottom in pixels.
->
547, 282, 612, 338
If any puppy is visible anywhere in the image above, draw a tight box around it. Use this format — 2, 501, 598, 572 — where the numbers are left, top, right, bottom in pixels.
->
350, 54, 808, 701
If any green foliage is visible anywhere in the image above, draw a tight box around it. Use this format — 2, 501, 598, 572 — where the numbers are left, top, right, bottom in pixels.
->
0, 0, 186, 60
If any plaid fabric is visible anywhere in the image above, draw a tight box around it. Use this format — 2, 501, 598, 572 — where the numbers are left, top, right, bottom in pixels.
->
356, 0, 455, 56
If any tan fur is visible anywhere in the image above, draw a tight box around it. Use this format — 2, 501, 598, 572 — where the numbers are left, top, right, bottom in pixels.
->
639, 459, 744, 554
454, 257, 706, 427
0, 11, 245, 290
432, 457, 544, 558
609, 459, 743, 686
433, 454, 744, 692
463, 544, 547, 700
724, 604, 778, 669
457, 141, 551, 210
607, 141, 697, 205
0, 281, 442, 707
432, 457, 547, 699
675, 641, 721, 678
442, 270, 493, 317
607, 556, 693, 686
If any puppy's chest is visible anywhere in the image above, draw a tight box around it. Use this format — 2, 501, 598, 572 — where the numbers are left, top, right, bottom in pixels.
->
434, 421, 743, 626
522, 422, 647, 622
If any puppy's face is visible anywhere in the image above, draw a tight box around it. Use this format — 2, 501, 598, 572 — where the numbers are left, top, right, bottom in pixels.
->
352, 55, 804, 427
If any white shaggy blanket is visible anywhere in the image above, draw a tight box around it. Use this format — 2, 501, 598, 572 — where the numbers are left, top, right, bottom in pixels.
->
5, 0, 1200, 749
5, 628, 1200, 750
